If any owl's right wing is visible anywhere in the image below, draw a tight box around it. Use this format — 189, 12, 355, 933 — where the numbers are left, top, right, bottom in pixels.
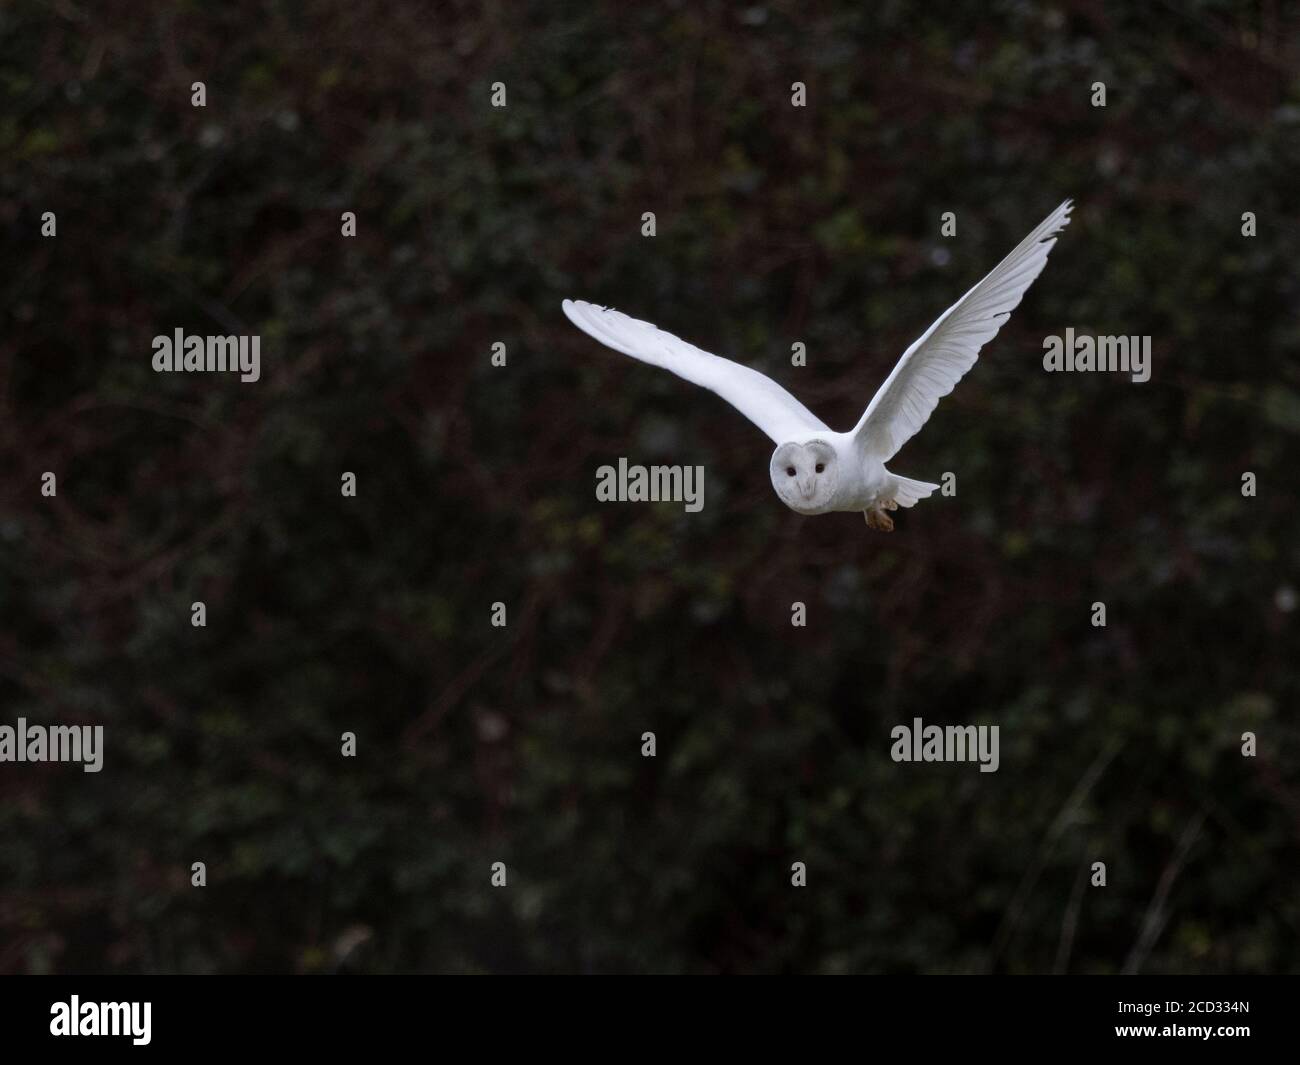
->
562, 300, 830, 445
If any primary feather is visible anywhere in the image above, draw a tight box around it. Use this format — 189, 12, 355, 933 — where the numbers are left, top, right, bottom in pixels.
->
852, 199, 1073, 461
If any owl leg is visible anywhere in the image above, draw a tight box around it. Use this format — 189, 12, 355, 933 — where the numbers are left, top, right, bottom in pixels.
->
864, 507, 895, 532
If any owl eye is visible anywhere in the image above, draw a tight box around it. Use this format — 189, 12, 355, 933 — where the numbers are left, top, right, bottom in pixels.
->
815, 463, 825, 473
785, 467, 796, 477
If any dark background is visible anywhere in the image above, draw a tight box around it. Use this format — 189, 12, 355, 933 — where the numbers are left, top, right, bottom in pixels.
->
1, 1, 1297, 974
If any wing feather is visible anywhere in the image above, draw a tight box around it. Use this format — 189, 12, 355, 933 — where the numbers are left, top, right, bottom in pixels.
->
562, 300, 829, 444
852, 199, 1073, 461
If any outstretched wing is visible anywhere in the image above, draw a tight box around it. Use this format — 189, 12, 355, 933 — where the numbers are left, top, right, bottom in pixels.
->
852, 199, 1073, 462
562, 299, 829, 445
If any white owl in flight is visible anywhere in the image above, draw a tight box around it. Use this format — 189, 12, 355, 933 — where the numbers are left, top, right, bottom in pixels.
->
563, 200, 1071, 530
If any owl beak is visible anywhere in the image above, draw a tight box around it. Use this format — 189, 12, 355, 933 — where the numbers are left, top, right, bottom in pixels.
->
799, 477, 815, 500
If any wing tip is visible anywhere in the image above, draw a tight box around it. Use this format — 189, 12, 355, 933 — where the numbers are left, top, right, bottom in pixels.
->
1031, 199, 1073, 246
563, 298, 615, 319
563, 298, 605, 328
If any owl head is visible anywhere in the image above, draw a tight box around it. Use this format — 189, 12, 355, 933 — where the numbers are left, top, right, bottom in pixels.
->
769, 440, 839, 514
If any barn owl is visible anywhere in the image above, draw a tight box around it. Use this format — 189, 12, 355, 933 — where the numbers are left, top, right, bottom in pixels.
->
563, 200, 1071, 530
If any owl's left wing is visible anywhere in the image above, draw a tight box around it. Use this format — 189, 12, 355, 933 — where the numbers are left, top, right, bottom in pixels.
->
562, 300, 830, 444
852, 199, 1072, 462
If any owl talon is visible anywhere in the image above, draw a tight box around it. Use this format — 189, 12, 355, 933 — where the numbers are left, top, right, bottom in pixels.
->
864, 508, 894, 532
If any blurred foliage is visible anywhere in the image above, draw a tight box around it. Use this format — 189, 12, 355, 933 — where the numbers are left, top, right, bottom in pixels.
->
1, 0, 1298, 973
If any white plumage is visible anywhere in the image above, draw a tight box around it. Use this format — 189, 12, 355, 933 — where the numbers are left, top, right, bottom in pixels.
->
563, 200, 1071, 530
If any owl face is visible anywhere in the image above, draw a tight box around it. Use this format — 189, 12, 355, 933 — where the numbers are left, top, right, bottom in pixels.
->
769, 440, 840, 514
